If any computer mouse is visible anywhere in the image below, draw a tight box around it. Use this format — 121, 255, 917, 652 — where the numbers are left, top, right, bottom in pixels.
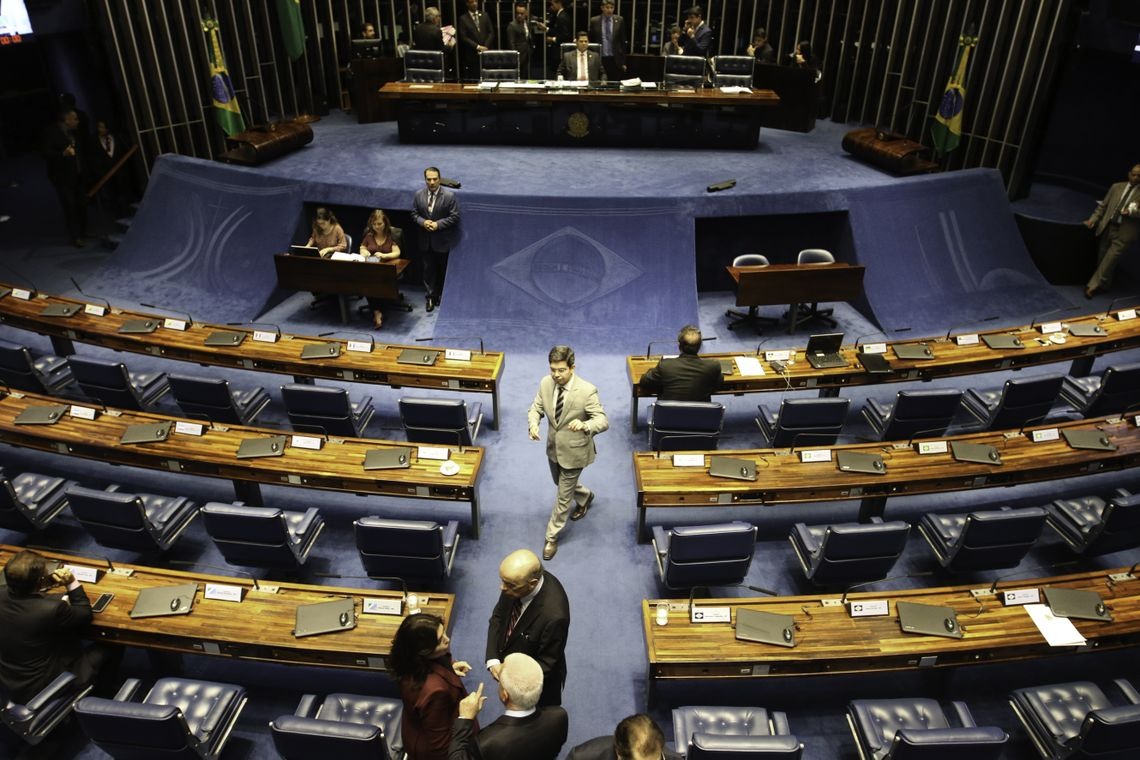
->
47, 410, 59, 420
1100, 436, 1110, 446
170, 598, 181, 612
145, 321, 154, 328
873, 460, 884, 470
944, 618, 956, 632
782, 627, 793, 642
988, 450, 999, 461
157, 427, 168, 439
1013, 338, 1021, 346
339, 611, 350, 626
271, 442, 279, 451
328, 346, 336, 354
1096, 603, 1106, 616
740, 466, 748, 476
399, 454, 407, 464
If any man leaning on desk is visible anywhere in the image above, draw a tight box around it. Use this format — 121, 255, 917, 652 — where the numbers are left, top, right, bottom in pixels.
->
558, 31, 605, 84
639, 324, 723, 402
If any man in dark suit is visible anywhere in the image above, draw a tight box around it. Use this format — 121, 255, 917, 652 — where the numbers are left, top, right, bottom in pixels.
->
680, 5, 713, 57
545, 0, 572, 77
558, 30, 605, 83
748, 28, 777, 64
588, 0, 626, 82
486, 549, 570, 707
41, 108, 87, 247
568, 714, 683, 760
639, 324, 723, 402
507, 3, 545, 79
0, 550, 120, 705
457, 0, 495, 81
1085, 163, 1140, 298
411, 165, 460, 311
413, 6, 454, 52
449, 653, 568, 760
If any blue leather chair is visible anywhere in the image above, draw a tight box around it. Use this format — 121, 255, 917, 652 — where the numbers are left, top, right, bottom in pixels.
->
398, 397, 482, 447
479, 49, 520, 81
1009, 678, 1140, 759
168, 373, 271, 425
66, 484, 198, 553
664, 54, 706, 86
789, 519, 910, 586
270, 692, 403, 760
75, 677, 247, 760
1060, 361, 1140, 418
282, 384, 374, 437
861, 389, 963, 441
1045, 489, 1140, 557
201, 502, 324, 571
354, 516, 460, 581
404, 50, 444, 82
67, 355, 169, 410
756, 397, 850, 448
648, 401, 725, 451
0, 671, 91, 748
0, 468, 75, 532
918, 506, 1047, 572
961, 374, 1064, 430
0, 337, 72, 394
652, 522, 757, 590
847, 697, 1008, 759
673, 705, 803, 759
711, 55, 755, 87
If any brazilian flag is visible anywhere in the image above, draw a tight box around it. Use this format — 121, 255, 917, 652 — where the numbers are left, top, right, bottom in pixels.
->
277, 0, 305, 61
202, 17, 246, 137
931, 31, 978, 156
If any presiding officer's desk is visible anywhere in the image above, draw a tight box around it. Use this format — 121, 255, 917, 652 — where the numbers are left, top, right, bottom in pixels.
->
628, 308, 1140, 430
643, 567, 1140, 704
377, 81, 780, 148
0, 545, 453, 670
0, 283, 505, 429
0, 390, 485, 536
632, 415, 1140, 540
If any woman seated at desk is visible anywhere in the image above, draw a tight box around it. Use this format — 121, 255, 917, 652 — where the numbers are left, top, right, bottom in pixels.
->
359, 208, 402, 329
305, 206, 347, 257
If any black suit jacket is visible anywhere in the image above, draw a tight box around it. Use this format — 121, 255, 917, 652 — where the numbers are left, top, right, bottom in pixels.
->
449, 707, 568, 760
485, 571, 569, 707
588, 14, 627, 65
567, 735, 682, 760
0, 585, 91, 703
41, 123, 82, 189
457, 11, 495, 66
639, 353, 723, 402
548, 9, 572, 46
414, 21, 445, 52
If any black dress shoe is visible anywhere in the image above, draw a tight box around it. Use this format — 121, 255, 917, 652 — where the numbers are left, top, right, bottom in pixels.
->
570, 491, 595, 521
426, 298, 435, 313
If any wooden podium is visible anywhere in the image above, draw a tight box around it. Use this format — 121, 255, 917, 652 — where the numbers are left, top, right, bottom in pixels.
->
220, 121, 313, 166
842, 127, 938, 175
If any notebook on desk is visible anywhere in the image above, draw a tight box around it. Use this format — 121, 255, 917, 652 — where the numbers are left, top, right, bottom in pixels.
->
293, 597, 356, 638
858, 352, 891, 374
117, 318, 158, 334
708, 456, 757, 481
14, 404, 68, 425
363, 447, 412, 470
836, 450, 886, 474
805, 333, 847, 369
129, 582, 198, 619
897, 601, 962, 638
1044, 586, 1112, 622
950, 441, 1002, 465
894, 343, 935, 360
1068, 323, 1107, 338
981, 333, 1025, 350
204, 330, 246, 347
718, 359, 735, 375
237, 436, 287, 459
40, 303, 81, 317
119, 421, 172, 445
1061, 428, 1116, 451
734, 608, 796, 647
301, 342, 341, 360
290, 245, 321, 257
397, 348, 439, 366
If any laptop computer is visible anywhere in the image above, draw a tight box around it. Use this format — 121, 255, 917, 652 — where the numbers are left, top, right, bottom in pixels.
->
0, 286, 10, 299
858, 352, 891, 374
950, 441, 1002, 465
897, 601, 963, 639
1068, 322, 1107, 338
363, 447, 413, 470
301, 342, 341, 360
836, 450, 886, 474
293, 597, 356, 638
718, 359, 735, 375
129, 582, 198, 619
981, 333, 1025, 350
1044, 586, 1112, 622
734, 608, 796, 648
805, 333, 847, 370
708, 456, 757, 481
237, 435, 287, 459
40, 303, 81, 318
204, 330, 246, 347
894, 343, 935, 361
1061, 428, 1116, 452
397, 348, 439, 366
118, 318, 158, 334
119, 421, 172, 445
290, 245, 321, 257
14, 404, 68, 425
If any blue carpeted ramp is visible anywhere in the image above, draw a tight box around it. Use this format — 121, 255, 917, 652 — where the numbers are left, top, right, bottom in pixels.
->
87, 155, 304, 322
433, 197, 699, 352
849, 169, 1071, 335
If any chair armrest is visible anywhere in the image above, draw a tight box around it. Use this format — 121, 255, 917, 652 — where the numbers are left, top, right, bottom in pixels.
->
104, 484, 122, 493
114, 678, 143, 702
24, 671, 78, 712
869, 516, 883, 524
770, 710, 792, 736
293, 508, 321, 537
692, 733, 803, 754
441, 520, 460, 551
895, 727, 1007, 747
949, 700, 975, 727
1114, 488, 1133, 500
651, 526, 669, 560
1115, 678, 1140, 705
294, 694, 321, 718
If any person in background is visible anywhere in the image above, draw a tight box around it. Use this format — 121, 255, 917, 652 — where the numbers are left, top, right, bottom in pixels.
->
361, 21, 377, 39
397, 32, 411, 57
747, 27, 776, 64
457, 0, 494, 82
359, 208, 402, 328
1084, 163, 1140, 298
545, 0, 573, 77
662, 25, 683, 56
558, 31, 605, 83
791, 40, 822, 82
305, 206, 347, 257
507, 3, 545, 79
567, 713, 683, 760
90, 119, 133, 218
589, 0, 627, 82
639, 324, 723, 402
680, 6, 712, 57
411, 166, 460, 312
41, 108, 87, 247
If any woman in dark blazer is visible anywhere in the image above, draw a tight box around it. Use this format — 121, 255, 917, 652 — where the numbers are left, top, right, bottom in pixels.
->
390, 613, 475, 760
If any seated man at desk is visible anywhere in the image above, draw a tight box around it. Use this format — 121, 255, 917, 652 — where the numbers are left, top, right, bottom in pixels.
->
558, 31, 605, 84
639, 324, 722, 402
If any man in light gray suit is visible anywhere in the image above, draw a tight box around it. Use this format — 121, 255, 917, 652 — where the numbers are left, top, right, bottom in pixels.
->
1085, 163, 1140, 298
528, 345, 608, 560
558, 31, 605, 83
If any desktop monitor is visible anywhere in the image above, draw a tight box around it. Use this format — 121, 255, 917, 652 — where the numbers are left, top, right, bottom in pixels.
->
351, 38, 383, 59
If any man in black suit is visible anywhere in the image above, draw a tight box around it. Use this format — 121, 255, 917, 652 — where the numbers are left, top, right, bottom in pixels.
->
449, 653, 568, 760
486, 549, 570, 707
414, 6, 453, 52
411, 165, 460, 311
568, 714, 683, 760
41, 108, 87, 247
639, 324, 723, 402
507, 3, 545, 79
588, 0, 626, 82
0, 550, 120, 705
545, 0, 573, 77
558, 31, 605, 83
457, 0, 495, 81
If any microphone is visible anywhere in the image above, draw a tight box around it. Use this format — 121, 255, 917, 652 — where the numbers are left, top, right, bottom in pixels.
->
1103, 294, 1138, 319
644, 339, 676, 359
654, 433, 715, 459
789, 430, 841, 455
889, 326, 913, 335
1029, 305, 1080, 330
27, 545, 115, 573
985, 566, 1051, 596
315, 573, 411, 607
688, 583, 777, 619
1005, 412, 1054, 446
69, 277, 111, 312
0, 262, 37, 296
906, 424, 955, 448
168, 560, 260, 591
141, 302, 193, 328
317, 330, 376, 352
839, 572, 933, 606
945, 315, 998, 341
415, 335, 485, 355
754, 337, 773, 356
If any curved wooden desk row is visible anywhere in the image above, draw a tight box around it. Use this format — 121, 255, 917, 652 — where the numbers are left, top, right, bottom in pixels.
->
0, 390, 485, 537
0, 283, 505, 429
627, 308, 1140, 428
0, 545, 454, 670
633, 415, 1140, 540
643, 566, 1140, 702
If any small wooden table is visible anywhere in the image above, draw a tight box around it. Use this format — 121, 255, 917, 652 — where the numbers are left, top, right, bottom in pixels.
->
273, 253, 410, 324
729, 263, 866, 334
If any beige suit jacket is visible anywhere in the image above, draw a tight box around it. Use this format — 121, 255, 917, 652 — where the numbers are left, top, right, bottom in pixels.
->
1088, 180, 1140, 238
528, 374, 608, 469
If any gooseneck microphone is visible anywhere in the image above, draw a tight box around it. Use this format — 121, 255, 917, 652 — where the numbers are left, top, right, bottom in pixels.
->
1029, 305, 1080, 330
839, 572, 933, 606
945, 315, 998, 342
416, 335, 485, 355
169, 560, 260, 590
70, 277, 111, 310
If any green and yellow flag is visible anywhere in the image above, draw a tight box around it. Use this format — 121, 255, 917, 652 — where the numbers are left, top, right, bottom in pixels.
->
277, 0, 305, 60
202, 17, 246, 136
930, 31, 978, 156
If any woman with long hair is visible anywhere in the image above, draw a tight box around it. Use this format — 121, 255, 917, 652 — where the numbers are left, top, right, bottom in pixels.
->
359, 208, 402, 329
305, 206, 347, 257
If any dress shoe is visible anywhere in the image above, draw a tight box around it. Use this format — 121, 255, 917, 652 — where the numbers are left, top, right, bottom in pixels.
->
1084, 287, 1096, 299
426, 297, 435, 313
570, 491, 595, 521
542, 540, 557, 560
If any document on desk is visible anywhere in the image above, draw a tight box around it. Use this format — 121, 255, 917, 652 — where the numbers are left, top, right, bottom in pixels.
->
329, 252, 366, 262
734, 356, 765, 377
718, 86, 752, 94
1024, 603, 1086, 646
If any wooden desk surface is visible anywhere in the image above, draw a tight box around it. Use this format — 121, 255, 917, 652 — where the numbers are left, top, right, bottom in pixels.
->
644, 567, 1140, 686
0, 283, 505, 428
0, 390, 484, 534
0, 545, 453, 670
378, 81, 780, 108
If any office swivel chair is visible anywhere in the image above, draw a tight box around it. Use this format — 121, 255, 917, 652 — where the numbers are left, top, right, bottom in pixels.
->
479, 50, 520, 81
790, 249, 838, 329
0, 338, 73, 394
726, 254, 778, 331
404, 50, 444, 82
711, 55, 755, 87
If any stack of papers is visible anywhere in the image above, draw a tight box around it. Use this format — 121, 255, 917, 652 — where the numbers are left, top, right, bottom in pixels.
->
719, 86, 753, 94
1024, 604, 1086, 646
734, 356, 765, 377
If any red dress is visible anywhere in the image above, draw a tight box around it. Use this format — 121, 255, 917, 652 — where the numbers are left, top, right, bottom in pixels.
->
399, 658, 475, 760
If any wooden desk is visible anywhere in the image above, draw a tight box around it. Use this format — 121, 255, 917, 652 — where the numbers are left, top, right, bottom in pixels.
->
377, 81, 779, 148
628, 309, 1140, 430
0, 390, 485, 537
273, 253, 410, 324
644, 567, 1140, 704
0, 545, 453, 670
729, 263, 866, 334
632, 415, 1140, 541
0, 284, 504, 429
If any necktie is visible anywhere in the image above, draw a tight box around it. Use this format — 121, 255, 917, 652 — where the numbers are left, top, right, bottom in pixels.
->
427, 192, 436, 214
555, 385, 564, 422
603, 17, 611, 56
1114, 186, 1136, 223
578, 51, 587, 80
103, 135, 111, 154
505, 599, 522, 642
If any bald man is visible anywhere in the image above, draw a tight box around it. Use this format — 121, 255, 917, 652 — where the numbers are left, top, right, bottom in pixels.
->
486, 549, 570, 707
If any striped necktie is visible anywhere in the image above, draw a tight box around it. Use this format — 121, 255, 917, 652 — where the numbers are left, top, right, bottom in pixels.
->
505, 599, 522, 642
555, 385, 565, 422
